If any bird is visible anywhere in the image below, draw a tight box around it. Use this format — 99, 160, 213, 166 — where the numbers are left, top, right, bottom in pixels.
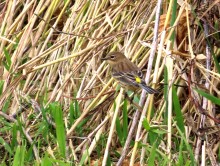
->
101, 51, 159, 94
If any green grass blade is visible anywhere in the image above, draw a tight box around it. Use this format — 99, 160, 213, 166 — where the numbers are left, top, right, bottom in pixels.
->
12, 145, 25, 166
41, 155, 53, 166
122, 99, 128, 141
176, 126, 195, 165
170, 0, 177, 47
164, 66, 168, 124
3, 47, 12, 71
147, 141, 157, 166
69, 102, 75, 126
194, 88, 220, 106
172, 86, 185, 133
0, 137, 12, 155
177, 139, 184, 166
79, 149, 89, 165
116, 116, 123, 145
142, 117, 151, 131
0, 80, 4, 95
50, 103, 66, 157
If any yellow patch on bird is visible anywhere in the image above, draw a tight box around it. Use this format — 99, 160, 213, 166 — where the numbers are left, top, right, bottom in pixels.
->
135, 76, 141, 83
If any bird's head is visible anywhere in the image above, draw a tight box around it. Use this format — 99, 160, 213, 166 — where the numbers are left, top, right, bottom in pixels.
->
101, 52, 126, 66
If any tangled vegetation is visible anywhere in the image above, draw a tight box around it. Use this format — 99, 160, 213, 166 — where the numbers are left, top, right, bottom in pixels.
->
0, 0, 220, 165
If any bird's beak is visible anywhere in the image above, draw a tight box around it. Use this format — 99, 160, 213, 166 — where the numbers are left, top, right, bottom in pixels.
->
101, 57, 109, 60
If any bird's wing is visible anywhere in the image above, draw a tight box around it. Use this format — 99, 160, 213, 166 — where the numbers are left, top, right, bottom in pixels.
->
113, 71, 159, 94
112, 71, 140, 87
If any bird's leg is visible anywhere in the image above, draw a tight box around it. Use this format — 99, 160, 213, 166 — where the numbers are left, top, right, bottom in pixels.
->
124, 92, 131, 103
124, 92, 142, 111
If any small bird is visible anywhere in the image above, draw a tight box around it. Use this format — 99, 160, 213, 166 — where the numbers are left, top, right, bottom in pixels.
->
102, 51, 159, 94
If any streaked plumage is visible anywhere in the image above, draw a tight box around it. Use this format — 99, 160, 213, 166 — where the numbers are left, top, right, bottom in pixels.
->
102, 52, 159, 94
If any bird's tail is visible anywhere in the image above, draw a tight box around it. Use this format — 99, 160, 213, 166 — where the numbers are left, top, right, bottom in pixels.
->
139, 82, 159, 94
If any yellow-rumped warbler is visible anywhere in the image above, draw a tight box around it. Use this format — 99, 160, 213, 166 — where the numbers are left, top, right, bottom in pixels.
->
102, 51, 159, 94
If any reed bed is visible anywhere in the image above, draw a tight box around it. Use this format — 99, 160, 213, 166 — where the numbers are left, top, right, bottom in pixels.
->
0, 0, 220, 165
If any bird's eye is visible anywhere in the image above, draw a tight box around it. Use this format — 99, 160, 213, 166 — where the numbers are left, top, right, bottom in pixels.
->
110, 55, 115, 59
